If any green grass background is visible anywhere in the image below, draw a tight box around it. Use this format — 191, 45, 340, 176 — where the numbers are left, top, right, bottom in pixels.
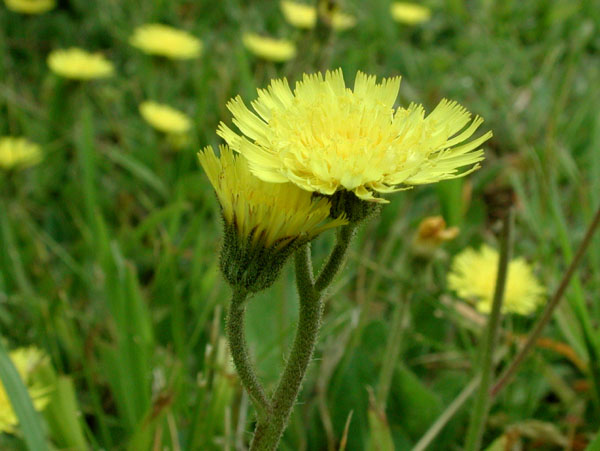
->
1, 0, 600, 449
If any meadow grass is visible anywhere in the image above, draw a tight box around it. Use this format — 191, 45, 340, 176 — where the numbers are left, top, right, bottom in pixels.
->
1, 0, 600, 449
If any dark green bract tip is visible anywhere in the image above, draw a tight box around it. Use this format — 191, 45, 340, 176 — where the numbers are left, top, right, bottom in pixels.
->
327, 190, 381, 224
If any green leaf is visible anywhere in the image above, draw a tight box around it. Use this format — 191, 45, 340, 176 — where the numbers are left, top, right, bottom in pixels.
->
0, 340, 48, 451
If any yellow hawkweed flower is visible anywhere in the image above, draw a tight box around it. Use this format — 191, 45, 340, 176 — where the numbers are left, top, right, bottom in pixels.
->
447, 244, 546, 315
199, 145, 345, 292
129, 24, 202, 60
0, 137, 42, 170
280, 1, 356, 30
242, 33, 297, 62
139, 101, 192, 135
0, 348, 52, 434
4, 0, 54, 13
47, 48, 114, 80
390, 2, 432, 25
218, 69, 492, 204
412, 215, 459, 257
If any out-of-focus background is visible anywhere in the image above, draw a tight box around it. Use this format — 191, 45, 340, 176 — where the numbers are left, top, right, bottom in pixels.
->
1, 0, 599, 449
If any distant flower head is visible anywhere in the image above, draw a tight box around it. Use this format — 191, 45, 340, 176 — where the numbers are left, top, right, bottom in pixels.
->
129, 24, 202, 60
280, 1, 356, 30
47, 48, 114, 80
412, 215, 459, 257
218, 69, 491, 204
242, 33, 296, 62
390, 2, 431, 25
0, 347, 52, 434
447, 244, 546, 315
139, 101, 192, 135
0, 137, 42, 170
4, 0, 54, 14
199, 145, 345, 291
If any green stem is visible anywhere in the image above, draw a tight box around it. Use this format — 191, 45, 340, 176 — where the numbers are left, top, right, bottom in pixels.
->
315, 224, 356, 293
464, 209, 514, 451
375, 294, 409, 410
250, 244, 322, 450
226, 288, 270, 415
490, 204, 600, 399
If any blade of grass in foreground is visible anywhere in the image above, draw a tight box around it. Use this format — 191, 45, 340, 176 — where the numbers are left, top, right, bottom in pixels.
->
0, 340, 48, 451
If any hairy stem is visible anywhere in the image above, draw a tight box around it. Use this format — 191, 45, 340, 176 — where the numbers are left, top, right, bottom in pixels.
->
226, 288, 270, 416
315, 224, 356, 293
464, 209, 514, 451
250, 244, 322, 450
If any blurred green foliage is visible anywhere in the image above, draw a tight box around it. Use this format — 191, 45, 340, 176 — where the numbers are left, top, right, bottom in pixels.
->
1, 0, 600, 449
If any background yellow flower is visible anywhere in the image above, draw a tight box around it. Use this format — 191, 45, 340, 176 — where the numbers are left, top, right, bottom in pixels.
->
4, 0, 54, 14
139, 101, 192, 135
0, 348, 52, 434
218, 69, 491, 203
129, 24, 202, 59
447, 244, 546, 315
242, 33, 297, 62
0, 136, 42, 170
280, 1, 356, 30
390, 2, 432, 25
47, 48, 114, 80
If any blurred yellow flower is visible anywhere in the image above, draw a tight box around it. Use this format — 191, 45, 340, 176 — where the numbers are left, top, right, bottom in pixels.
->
47, 48, 114, 80
4, 0, 55, 14
447, 244, 546, 315
390, 2, 431, 25
218, 69, 491, 203
0, 347, 52, 434
242, 33, 296, 62
139, 101, 192, 135
280, 1, 356, 30
129, 24, 202, 60
412, 215, 459, 256
0, 137, 42, 170
199, 145, 344, 250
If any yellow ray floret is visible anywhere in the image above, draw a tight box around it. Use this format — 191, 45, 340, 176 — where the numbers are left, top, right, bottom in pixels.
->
199, 145, 345, 249
0, 347, 52, 433
4, 0, 54, 13
447, 244, 546, 315
280, 1, 356, 30
139, 101, 192, 134
47, 48, 114, 80
0, 136, 42, 170
390, 2, 432, 25
129, 24, 202, 59
242, 33, 297, 62
218, 68, 492, 203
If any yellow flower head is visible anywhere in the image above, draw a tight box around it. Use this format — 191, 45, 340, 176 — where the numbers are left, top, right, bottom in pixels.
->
200, 145, 344, 249
242, 33, 297, 62
199, 145, 346, 291
390, 2, 432, 25
129, 24, 202, 60
139, 101, 192, 135
4, 0, 56, 14
0, 136, 42, 170
0, 347, 52, 434
4, 0, 54, 14
280, 1, 356, 30
447, 244, 546, 315
218, 69, 491, 204
47, 48, 114, 80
